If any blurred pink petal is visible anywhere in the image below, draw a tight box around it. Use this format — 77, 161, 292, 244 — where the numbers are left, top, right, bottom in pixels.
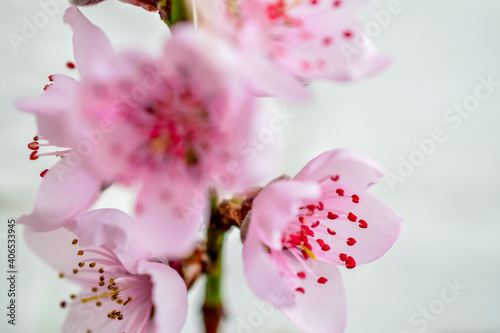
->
16, 75, 83, 148
64, 7, 115, 80
18, 154, 102, 231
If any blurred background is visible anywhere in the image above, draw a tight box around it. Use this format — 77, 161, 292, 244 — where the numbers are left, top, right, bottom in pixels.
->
1, 0, 500, 332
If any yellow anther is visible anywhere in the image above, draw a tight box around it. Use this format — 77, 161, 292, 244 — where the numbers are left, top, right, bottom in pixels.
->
81, 291, 119, 304
300, 244, 317, 260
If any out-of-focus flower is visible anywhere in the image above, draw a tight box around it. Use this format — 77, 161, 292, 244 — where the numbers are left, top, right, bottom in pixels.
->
18, 7, 274, 257
211, 0, 390, 97
24, 208, 188, 333
242, 149, 402, 332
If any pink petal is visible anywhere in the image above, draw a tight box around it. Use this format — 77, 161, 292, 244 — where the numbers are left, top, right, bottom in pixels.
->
277, 4, 390, 81
293, 149, 385, 193
18, 153, 102, 231
242, 230, 296, 307
60, 291, 150, 333
16, 75, 82, 148
279, 252, 347, 333
251, 180, 321, 249
238, 23, 311, 99
24, 226, 81, 276
81, 121, 145, 183
134, 171, 205, 258
138, 261, 188, 333
63, 7, 114, 80
321, 192, 402, 266
66, 208, 149, 272
66, 208, 131, 247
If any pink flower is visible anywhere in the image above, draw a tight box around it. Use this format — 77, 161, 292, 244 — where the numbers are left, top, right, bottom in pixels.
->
215, 0, 390, 97
242, 149, 402, 332
18, 8, 271, 256
24, 208, 188, 333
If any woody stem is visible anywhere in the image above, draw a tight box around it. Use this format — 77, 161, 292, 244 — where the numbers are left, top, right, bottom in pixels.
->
203, 192, 227, 333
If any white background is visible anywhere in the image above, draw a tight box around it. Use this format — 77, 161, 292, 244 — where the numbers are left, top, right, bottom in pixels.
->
1, 0, 500, 332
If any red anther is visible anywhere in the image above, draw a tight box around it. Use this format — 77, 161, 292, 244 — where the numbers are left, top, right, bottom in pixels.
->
30, 151, 39, 160
299, 216, 305, 224
359, 219, 368, 229
326, 229, 335, 236
322, 37, 333, 46
296, 287, 305, 293
310, 0, 318, 4
44, 84, 51, 91
339, 253, 347, 261
301, 250, 310, 260
297, 272, 306, 279
347, 237, 357, 246
316, 201, 324, 210
346, 256, 356, 269
311, 221, 320, 228
303, 242, 312, 251
40, 169, 49, 178
66, 61, 75, 69
48, 75, 54, 81
33, 135, 39, 141
351, 194, 360, 203
316, 239, 325, 247
317, 277, 328, 284
28, 142, 40, 150
307, 229, 314, 237
301, 225, 310, 232
290, 235, 302, 246
347, 212, 357, 222
327, 212, 338, 220
301, 235, 309, 243
333, 0, 342, 7
306, 209, 314, 216
321, 244, 331, 251
336, 189, 344, 196
330, 175, 339, 181
343, 30, 353, 38
60, 301, 66, 308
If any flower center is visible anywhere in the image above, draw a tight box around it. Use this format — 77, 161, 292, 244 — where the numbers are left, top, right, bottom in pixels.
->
126, 86, 214, 168
58, 238, 153, 331
279, 174, 370, 294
